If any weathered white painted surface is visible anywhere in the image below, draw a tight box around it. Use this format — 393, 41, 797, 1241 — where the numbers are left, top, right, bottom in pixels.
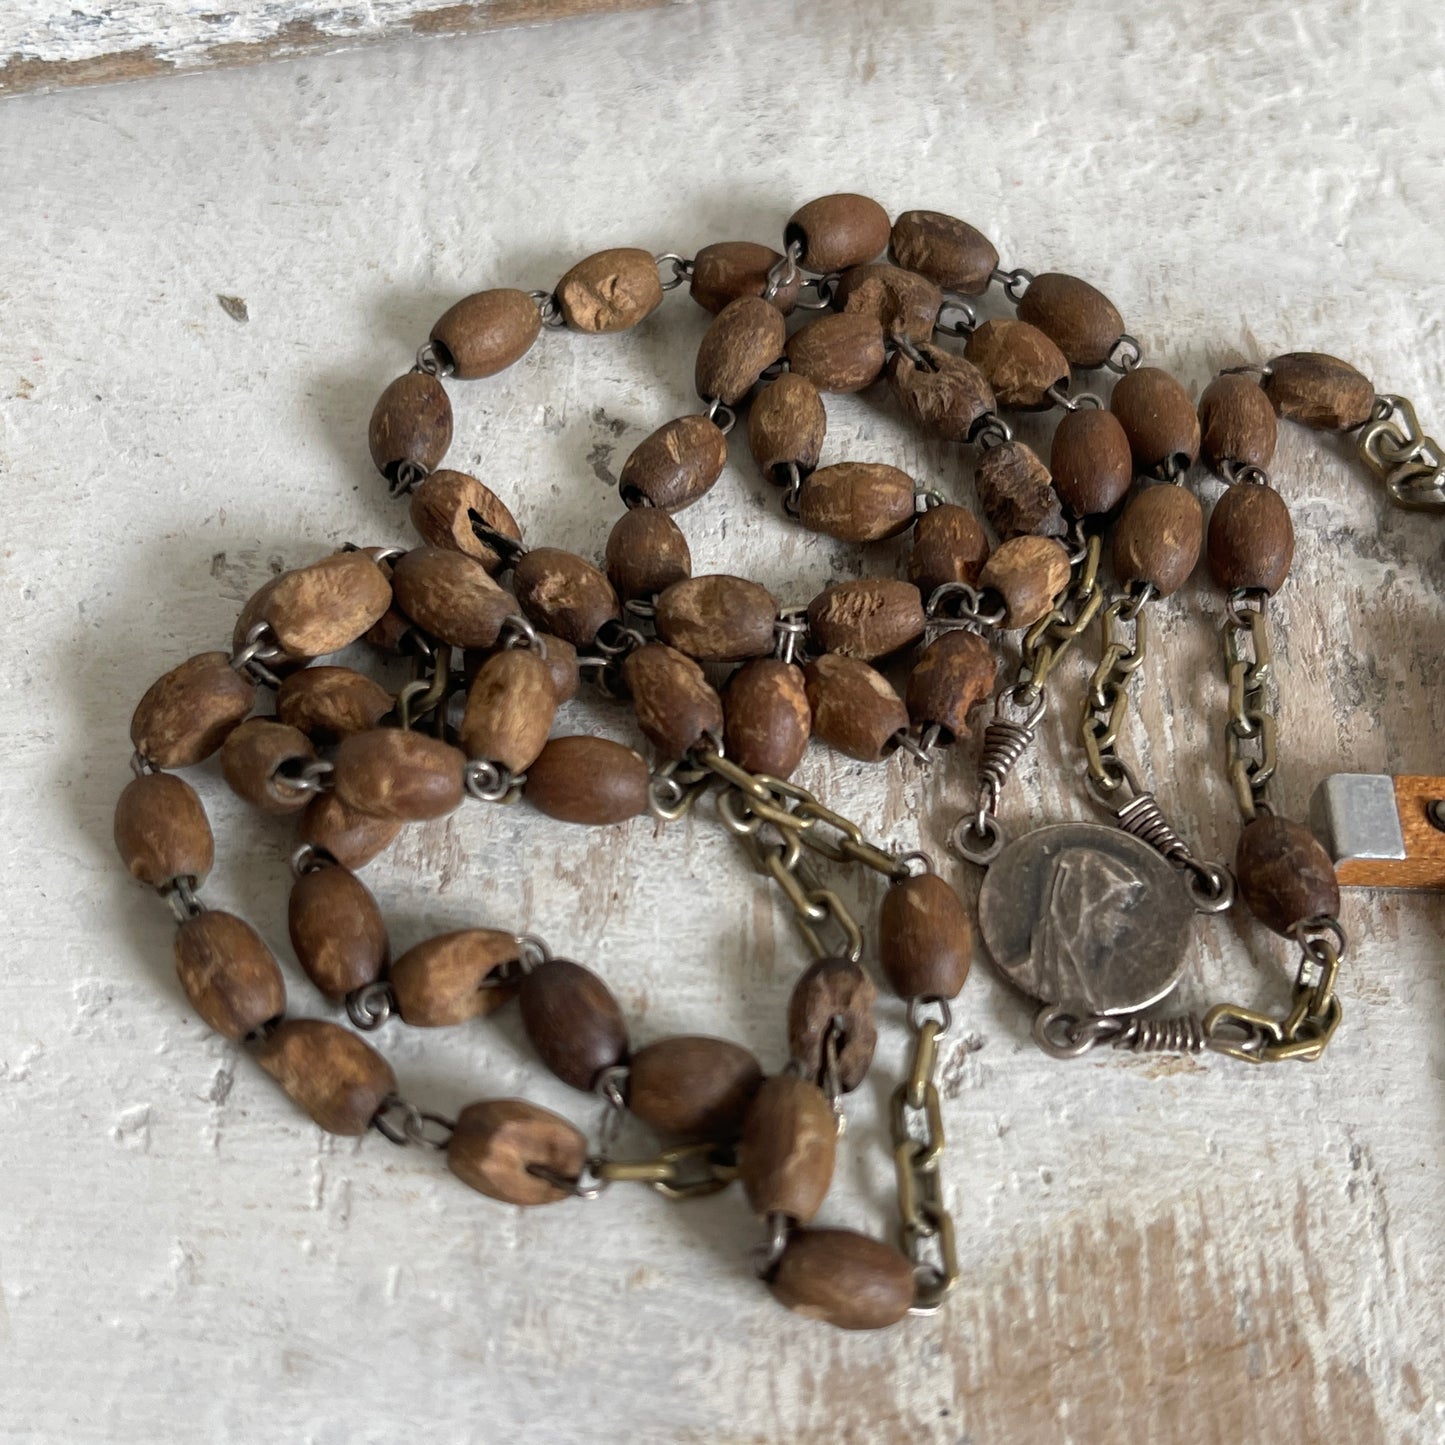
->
1, 2, 1443, 1440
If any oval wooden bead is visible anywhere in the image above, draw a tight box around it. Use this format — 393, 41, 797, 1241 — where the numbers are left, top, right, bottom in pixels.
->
694, 295, 786, 405
460, 648, 557, 772
835, 262, 942, 344
807, 578, 925, 661
430, 288, 541, 379
520, 957, 629, 1091
748, 372, 827, 480
511, 547, 620, 649
408, 469, 523, 574
331, 728, 466, 821
907, 503, 990, 598
556, 247, 663, 333
804, 654, 907, 762
797, 462, 917, 543
262, 551, 394, 657
975, 440, 1066, 539
1113, 483, 1204, 597
619, 414, 729, 513
1199, 374, 1278, 470
906, 630, 998, 742
723, 659, 811, 779
1235, 815, 1340, 936
1264, 352, 1374, 431
738, 1074, 837, 1222
770, 1228, 916, 1331
1017, 272, 1125, 369
174, 910, 286, 1040
787, 956, 877, 1093
655, 575, 777, 663
621, 643, 723, 761
447, 1099, 587, 1206
537, 633, 580, 704
299, 792, 402, 869
524, 735, 650, 825
604, 508, 691, 603
785, 193, 891, 272
254, 1018, 396, 1137
131, 652, 256, 770
965, 319, 1069, 410
886, 342, 995, 442
114, 772, 214, 887
879, 873, 973, 999
1110, 367, 1201, 478
1050, 407, 1135, 517
389, 929, 521, 1027
690, 240, 801, 314
368, 372, 452, 482
889, 209, 998, 295
391, 546, 514, 649
978, 535, 1072, 630
287, 862, 389, 1000
276, 666, 392, 745
785, 314, 886, 394
628, 1036, 764, 1140
220, 718, 317, 814
1207, 484, 1295, 594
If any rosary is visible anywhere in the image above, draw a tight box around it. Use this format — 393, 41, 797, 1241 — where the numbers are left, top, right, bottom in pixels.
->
113, 194, 1445, 1332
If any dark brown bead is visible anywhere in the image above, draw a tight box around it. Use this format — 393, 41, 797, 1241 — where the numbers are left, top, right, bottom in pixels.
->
287, 862, 389, 1000
260, 551, 394, 657
975, 440, 1066, 539
1264, 352, 1374, 431
1113, 483, 1204, 596
604, 508, 691, 602
965, 319, 1069, 410
889, 209, 998, 295
131, 652, 256, 769
1235, 815, 1340, 936
556, 247, 663, 334
770, 1228, 916, 1330
655, 575, 777, 663
978, 535, 1072, 630
723, 659, 811, 779
619, 414, 729, 513
748, 372, 827, 481
524, 735, 650, 825
886, 342, 995, 442
447, 1099, 587, 1205
907, 504, 990, 597
785, 314, 886, 394
537, 633, 580, 704
628, 1036, 764, 1140
906, 630, 998, 742
1199, 374, 1278, 470
368, 372, 452, 482
174, 910, 285, 1040
694, 295, 786, 405
621, 643, 723, 761
276, 666, 393, 745
1207, 484, 1295, 594
787, 957, 877, 1092
785, 193, 891, 272
1110, 367, 1201, 478
1017, 272, 1125, 369
220, 718, 317, 814
807, 579, 925, 660
803, 654, 907, 761
835, 262, 942, 344
389, 929, 521, 1027
520, 957, 629, 1091
512, 547, 620, 649
331, 728, 466, 822
254, 1019, 396, 1136
114, 772, 213, 887
430, 288, 541, 379
1051, 407, 1135, 517
879, 873, 973, 999
690, 241, 801, 315
390, 546, 515, 650
738, 1074, 837, 1222
298, 792, 402, 869
460, 648, 557, 772
408, 469, 523, 574
797, 462, 917, 543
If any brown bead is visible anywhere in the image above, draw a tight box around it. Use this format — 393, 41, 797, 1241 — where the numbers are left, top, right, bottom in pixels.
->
975, 440, 1066, 539
621, 643, 723, 761
879, 873, 973, 999
130, 652, 256, 770
233, 573, 309, 673
748, 372, 827, 481
770, 1228, 916, 1331
460, 648, 557, 772
723, 659, 811, 779
556, 247, 663, 333
512, 547, 619, 649
1208, 484, 1295, 594
1113, 483, 1204, 596
655, 575, 777, 663
604, 508, 691, 603
628, 1036, 764, 1140
908, 504, 990, 597
694, 295, 787, 405
447, 1099, 587, 1205
886, 342, 995, 442
1264, 352, 1374, 431
618, 414, 729, 513
261, 551, 393, 657
807, 579, 925, 661
332, 728, 466, 821
1235, 815, 1340, 936
389, 929, 521, 1027
785, 193, 891, 272
889, 209, 998, 295
368, 372, 452, 482
1017, 272, 1125, 369
390, 546, 514, 649
978, 535, 1072, 629
785, 314, 886, 394
690, 240, 801, 315
429, 288, 541, 379
253, 1018, 396, 1137
408, 469, 523, 574
220, 718, 317, 814
287, 862, 389, 1000
1199, 374, 1278, 470
524, 735, 650, 825
1110, 367, 1201, 478
298, 792, 402, 869
965, 319, 1069, 410
798, 462, 917, 543
520, 957, 629, 1091
1050, 407, 1135, 517
906, 630, 998, 742
835, 262, 942, 344
803, 654, 907, 762
114, 772, 213, 887
174, 910, 285, 1040
276, 666, 392, 745
787, 956, 877, 1093
738, 1074, 837, 1222
537, 633, 580, 704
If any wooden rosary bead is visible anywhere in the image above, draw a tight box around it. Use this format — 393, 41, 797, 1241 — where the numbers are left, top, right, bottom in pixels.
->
785, 193, 891, 272
723, 659, 812, 779
131, 652, 256, 769
253, 1018, 396, 1137
785, 314, 886, 394
260, 551, 393, 657
287, 861, 389, 1000
447, 1099, 588, 1206
787, 956, 878, 1093
738, 1074, 837, 1223
429, 288, 541, 379
298, 792, 402, 869
964, 318, 1069, 410
408, 469, 523, 574
1207, 483, 1295, 594
519, 957, 629, 1091
1264, 351, 1374, 431
331, 728, 466, 822
803, 654, 907, 762
511, 547, 620, 650
523, 735, 650, 824
1113, 483, 1204, 597
389, 928, 522, 1027
555, 247, 663, 334
906, 630, 998, 743
835, 262, 942, 345
619, 414, 729, 513
391, 546, 514, 649
1235, 814, 1340, 936
460, 648, 557, 772
1199, 374, 1278, 470
1110, 367, 1201, 478
769, 1228, 916, 1331
655, 575, 777, 663
879, 872, 973, 999
174, 910, 286, 1040
537, 633, 580, 703
886, 342, 996, 443
978, 534, 1072, 630
797, 462, 917, 543
1050, 407, 1134, 517
220, 718, 317, 815
114, 772, 214, 887
889, 209, 998, 295
694, 295, 787, 405
807, 579, 926, 661
621, 643, 724, 761
748, 372, 827, 480
604, 508, 691, 602
907, 503, 990, 597
1016, 272, 1125, 369
975, 439, 1067, 539
276, 666, 392, 745
368, 372, 453, 482
690, 240, 801, 315
628, 1036, 764, 1140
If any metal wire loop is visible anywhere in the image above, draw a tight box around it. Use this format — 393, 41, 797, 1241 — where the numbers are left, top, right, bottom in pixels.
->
372, 1094, 454, 1148
347, 981, 395, 1031
229, 621, 285, 687
934, 291, 978, 337
464, 758, 524, 804
389, 459, 429, 497
951, 811, 1005, 866
991, 266, 1034, 303
413, 340, 452, 377
529, 290, 565, 328
762, 240, 803, 303
290, 843, 337, 878
1104, 334, 1143, 373
792, 273, 839, 311
701, 396, 737, 434
161, 876, 205, 923
654, 252, 694, 290
499, 613, 547, 657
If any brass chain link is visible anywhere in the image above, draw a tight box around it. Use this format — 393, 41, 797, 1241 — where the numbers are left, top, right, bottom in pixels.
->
1078, 584, 1152, 792
1220, 588, 1277, 820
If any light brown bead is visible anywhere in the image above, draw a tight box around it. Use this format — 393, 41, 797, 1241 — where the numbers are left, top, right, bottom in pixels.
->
512, 547, 619, 649
689, 240, 801, 314
785, 314, 886, 394
694, 295, 787, 405
253, 1018, 396, 1137
628, 1036, 764, 1140
1264, 352, 1374, 431
787, 956, 877, 1093
908, 504, 990, 597
520, 957, 629, 1091
1199, 374, 1278, 470
390, 546, 514, 649
1017, 272, 1125, 369
886, 342, 995, 442
619, 414, 729, 513
114, 772, 214, 887
298, 792, 402, 870
460, 648, 557, 772
835, 262, 942, 344
130, 652, 256, 770
906, 630, 998, 742
621, 643, 723, 761
889, 209, 998, 295
797, 462, 917, 543
430, 288, 541, 379
748, 373, 827, 480
261, 551, 393, 657
807, 579, 925, 661
770, 1228, 916, 1331
276, 666, 392, 745
389, 929, 521, 1027
978, 535, 1072, 629
975, 440, 1066, 539
174, 910, 286, 1040
220, 718, 317, 814
368, 372, 452, 482
447, 1099, 587, 1205
1110, 367, 1201, 478
408, 469, 523, 574
655, 575, 777, 663
965, 319, 1069, 410
1050, 407, 1135, 517
1207, 483, 1295, 594
785, 193, 891, 272
537, 633, 580, 704
723, 659, 811, 779
556, 247, 663, 333
738, 1074, 837, 1222
1113, 483, 1204, 596
879, 873, 973, 999
524, 735, 650, 825
331, 728, 466, 821
287, 862, 389, 1000
605, 508, 691, 602
803, 654, 907, 762
1235, 815, 1340, 936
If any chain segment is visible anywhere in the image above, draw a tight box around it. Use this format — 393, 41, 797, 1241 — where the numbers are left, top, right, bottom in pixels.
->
1220, 588, 1277, 820
1357, 393, 1445, 510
